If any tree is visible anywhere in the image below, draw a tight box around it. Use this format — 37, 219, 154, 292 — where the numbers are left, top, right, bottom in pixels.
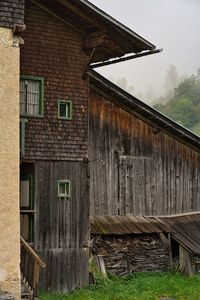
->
164, 64, 179, 94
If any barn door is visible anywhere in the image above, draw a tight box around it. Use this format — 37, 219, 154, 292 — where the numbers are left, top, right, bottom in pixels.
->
20, 174, 34, 242
118, 156, 152, 215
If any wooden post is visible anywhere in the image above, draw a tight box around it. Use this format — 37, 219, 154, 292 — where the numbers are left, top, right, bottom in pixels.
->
97, 255, 107, 277
168, 233, 173, 268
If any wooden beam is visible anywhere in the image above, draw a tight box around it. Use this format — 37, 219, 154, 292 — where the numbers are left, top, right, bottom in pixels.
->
31, 0, 83, 34
56, 0, 100, 28
82, 47, 97, 79
159, 232, 171, 250
97, 255, 107, 277
83, 32, 108, 51
20, 236, 46, 268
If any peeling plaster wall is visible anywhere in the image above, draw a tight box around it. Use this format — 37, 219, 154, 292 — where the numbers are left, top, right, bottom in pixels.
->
0, 27, 20, 299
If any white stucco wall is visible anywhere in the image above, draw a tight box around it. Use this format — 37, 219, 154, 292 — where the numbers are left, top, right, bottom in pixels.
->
0, 27, 20, 299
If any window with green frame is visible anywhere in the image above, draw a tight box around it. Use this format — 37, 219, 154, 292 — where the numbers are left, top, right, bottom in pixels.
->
20, 118, 27, 157
58, 180, 71, 198
20, 174, 34, 242
58, 100, 72, 120
20, 75, 44, 116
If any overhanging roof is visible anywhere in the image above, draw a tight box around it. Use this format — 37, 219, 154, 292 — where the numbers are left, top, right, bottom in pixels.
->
157, 212, 200, 255
89, 70, 200, 153
32, 0, 156, 63
91, 212, 200, 255
90, 215, 167, 235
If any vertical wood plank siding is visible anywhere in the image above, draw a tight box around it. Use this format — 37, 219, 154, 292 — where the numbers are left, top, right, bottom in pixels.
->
89, 88, 200, 216
34, 161, 89, 292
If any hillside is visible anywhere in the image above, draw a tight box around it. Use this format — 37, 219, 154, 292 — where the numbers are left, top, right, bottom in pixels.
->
154, 72, 200, 136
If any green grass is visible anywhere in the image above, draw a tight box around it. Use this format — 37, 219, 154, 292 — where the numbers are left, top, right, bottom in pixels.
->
40, 272, 200, 300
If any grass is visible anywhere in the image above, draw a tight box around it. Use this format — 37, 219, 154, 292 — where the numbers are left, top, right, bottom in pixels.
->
40, 272, 200, 300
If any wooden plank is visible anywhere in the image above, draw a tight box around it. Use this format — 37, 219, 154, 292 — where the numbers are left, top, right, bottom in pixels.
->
34, 161, 89, 292
21, 237, 46, 268
97, 255, 107, 277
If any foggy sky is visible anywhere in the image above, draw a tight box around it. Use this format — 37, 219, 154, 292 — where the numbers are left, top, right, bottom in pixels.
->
90, 0, 200, 103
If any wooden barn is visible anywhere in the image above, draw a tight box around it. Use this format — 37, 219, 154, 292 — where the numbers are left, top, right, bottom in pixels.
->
13, 0, 200, 297
89, 70, 200, 216
19, 0, 159, 297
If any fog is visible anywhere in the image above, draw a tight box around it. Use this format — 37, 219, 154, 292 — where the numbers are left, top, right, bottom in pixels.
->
90, 0, 200, 104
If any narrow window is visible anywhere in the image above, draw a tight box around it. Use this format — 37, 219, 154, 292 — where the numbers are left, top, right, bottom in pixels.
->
20, 76, 44, 116
20, 118, 27, 157
58, 180, 71, 198
58, 100, 72, 120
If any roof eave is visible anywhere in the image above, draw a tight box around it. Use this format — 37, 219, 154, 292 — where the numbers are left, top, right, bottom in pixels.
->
80, 0, 156, 51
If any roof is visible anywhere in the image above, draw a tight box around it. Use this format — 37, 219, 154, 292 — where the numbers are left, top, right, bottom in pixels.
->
90, 215, 171, 235
89, 70, 200, 153
34, 0, 156, 63
157, 212, 200, 255
91, 212, 200, 255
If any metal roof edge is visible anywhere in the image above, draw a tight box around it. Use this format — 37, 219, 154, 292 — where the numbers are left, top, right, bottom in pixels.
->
146, 211, 200, 218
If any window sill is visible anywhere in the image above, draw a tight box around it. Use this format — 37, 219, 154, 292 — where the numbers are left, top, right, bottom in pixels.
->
58, 117, 72, 120
20, 114, 44, 118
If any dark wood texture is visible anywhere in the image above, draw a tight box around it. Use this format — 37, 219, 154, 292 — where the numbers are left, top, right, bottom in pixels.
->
89, 87, 200, 216
20, 237, 46, 297
0, 0, 24, 28
20, 1, 89, 161
92, 234, 170, 275
33, 0, 155, 63
34, 161, 89, 292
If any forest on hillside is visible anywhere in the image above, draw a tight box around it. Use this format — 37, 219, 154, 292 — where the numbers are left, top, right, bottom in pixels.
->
153, 68, 200, 136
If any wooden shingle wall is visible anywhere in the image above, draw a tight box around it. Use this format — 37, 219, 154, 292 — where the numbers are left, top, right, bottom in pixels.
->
20, 1, 89, 161
89, 88, 200, 216
0, 0, 24, 28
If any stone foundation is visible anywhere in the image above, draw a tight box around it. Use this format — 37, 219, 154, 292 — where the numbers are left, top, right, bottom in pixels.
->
92, 234, 170, 275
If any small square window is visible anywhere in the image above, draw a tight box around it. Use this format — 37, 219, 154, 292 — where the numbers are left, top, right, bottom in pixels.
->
58, 180, 71, 198
20, 76, 44, 116
58, 100, 72, 120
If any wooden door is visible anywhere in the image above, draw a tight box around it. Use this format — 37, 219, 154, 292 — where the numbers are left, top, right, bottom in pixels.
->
119, 156, 152, 215
20, 174, 34, 242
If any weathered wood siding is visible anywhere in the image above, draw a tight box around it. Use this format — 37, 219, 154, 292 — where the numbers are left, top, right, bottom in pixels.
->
20, 1, 90, 292
89, 87, 200, 216
34, 161, 89, 292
